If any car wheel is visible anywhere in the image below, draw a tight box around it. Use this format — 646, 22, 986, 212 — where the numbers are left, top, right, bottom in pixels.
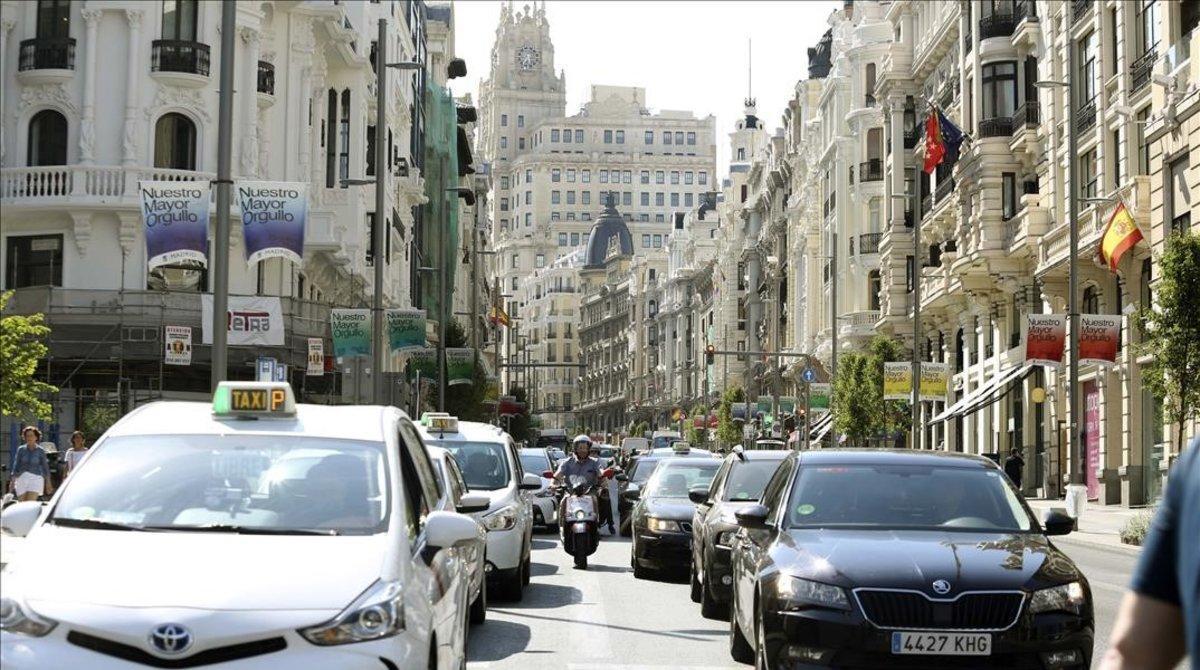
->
690, 564, 702, 603
620, 516, 632, 537
469, 579, 487, 625
497, 570, 523, 602
729, 597, 754, 664
701, 577, 729, 621
521, 551, 531, 586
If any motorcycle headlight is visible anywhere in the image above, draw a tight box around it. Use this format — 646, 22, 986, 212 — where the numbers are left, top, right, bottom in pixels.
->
716, 530, 738, 548
0, 596, 58, 637
299, 580, 404, 645
1029, 581, 1087, 616
776, 575, 851, 611
574, 510, 586, 520
646, 517, 681, 533
483, 505, 518, 531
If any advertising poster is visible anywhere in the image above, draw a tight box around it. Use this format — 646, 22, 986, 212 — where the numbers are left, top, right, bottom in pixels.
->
1084, 380, 1101, 500
779, 397, 797, 415
163, 326, 192, 366
731, 402, 748, 423
883, 362, 913, 400
446, 348, 475, 386
237, 181, 307, 265
1024, 314, 1067, 367
406, 348, 438, 381
306, 338, 324, 376
201, 295, 284, 346
919, 362, 950, 402
756, 395, 772, 416
330, 309, 371, 358
140, 180, 210, 270
808, 383, 831, 415
386, 309, 427, 353
1079, 314, 1121, 366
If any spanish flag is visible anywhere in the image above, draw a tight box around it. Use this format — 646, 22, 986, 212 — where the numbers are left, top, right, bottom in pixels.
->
1099, 202, 1143, 272
488, 304, 510, 328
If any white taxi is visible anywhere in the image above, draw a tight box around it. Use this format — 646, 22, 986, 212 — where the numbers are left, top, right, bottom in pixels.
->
0, 382, 479, 670
416, 415, 538, 602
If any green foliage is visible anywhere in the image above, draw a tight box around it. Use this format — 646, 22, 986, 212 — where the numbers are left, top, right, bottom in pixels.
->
631, 421, 648, 438
716, 385, 746, 446
832, 335, 911, 446
1119, 509, 1156, 546
0, 291, 58, 421
81, 402, 120, 439
442, 319, 489, 422
1136, 231, 1200, 454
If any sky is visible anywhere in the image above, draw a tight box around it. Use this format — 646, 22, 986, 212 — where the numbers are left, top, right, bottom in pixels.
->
446, 0, 840, 177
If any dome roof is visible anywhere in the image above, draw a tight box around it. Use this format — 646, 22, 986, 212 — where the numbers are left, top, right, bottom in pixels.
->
583, 192, 633, 268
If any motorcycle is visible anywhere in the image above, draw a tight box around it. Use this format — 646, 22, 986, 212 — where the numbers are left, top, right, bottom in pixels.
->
557, 474, 600, 569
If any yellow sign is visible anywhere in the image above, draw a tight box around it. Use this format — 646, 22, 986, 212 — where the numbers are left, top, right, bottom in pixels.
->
883, 362, 912, 400
919, 363, 949, 402
230, 388, 287, 413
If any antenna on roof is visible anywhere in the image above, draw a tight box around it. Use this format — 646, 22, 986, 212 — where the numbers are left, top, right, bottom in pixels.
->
747, 37, 753, 105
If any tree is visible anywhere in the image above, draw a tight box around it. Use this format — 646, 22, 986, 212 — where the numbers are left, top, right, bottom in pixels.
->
1137, 231, 1200, 455
716, 385, 746, 446
442, 319, 489, 422
832, 334, 910, 446
0, 291, 58, 421
631, 420, 648, 438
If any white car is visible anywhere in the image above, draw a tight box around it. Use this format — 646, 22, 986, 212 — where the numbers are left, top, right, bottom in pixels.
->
0, 382, 479, 670
518, 448, 559, 530
416, 415, 538, 602
426, 446, 489, 624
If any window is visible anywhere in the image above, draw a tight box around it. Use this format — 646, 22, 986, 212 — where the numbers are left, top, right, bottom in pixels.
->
685, 192, 693, 207
645, 130, 654, 144
868, 270, 881, 311
551, 168, 561, 182
640, 170, 650, 184
582, 169, 591, 183
27, 109, 67, 166
687, 131, 696, 145
1080, 149, 1099, 198
500, 176, 509, 189
518, 137, 525, 150
683, 171, 694, 186
571, 232, 580, 245
599, 170, 609, 183
575, 129, 584, 143
623, 170, 632, 184
1138, 0, 1159, 55
981, 61, 1017, 120
551, 190, 561, 204
338, 90, 350, 184
1112, 127, 1125, 186
663, 131, 672, 144
501, 113, 508, 127
511, 254, 519, 269
551, 129, 560, 142
517, 115, 525, 128
655, 193, 665, 206
670, 171, 680, 185
674, 132, 684, 145
551, 212, 560, 221
566, 212, 575, 221
655, 170, 665, 184
642, 234, 651, 248
604, 130, 613, 144
500, 136, 507, 149
536, 254, 545, 268
1078, 31, 1098, 104
5, 234, 63, 289
737, 147, 745, 161
566, 191, 576, 205
641, 192, 650, 206
566, 169, 576, 183
622, 191, 632, 206
615, 130, 625, 144
153, 112, 197, 170
655, 213, 664, 222
1136, 108, 1150, 175
511, 277, 518, 290
670, 193, 679, 207
161, 0, 198, 40
653, 234, 663, 247
639, 213, 649, 222
699, 171, 708, 185
500, 197, 509, 212
524, 213, 531, 227
524, 190, 531, 205
1168, 154, 1192, 234
1002, 172, 1017, 220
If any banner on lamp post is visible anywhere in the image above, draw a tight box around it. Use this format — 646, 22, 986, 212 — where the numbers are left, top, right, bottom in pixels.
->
1079, 314, 1122, 366
306, 338, 324, 376
330, 309, 371, 358
1024, 314, 1067, 366
919, 362, 950, 402
237, 181, 307, 265
446, 348, 475, 386
756, 396, 772, 416
883, 362, 913, 400
163, 326, 192, 366
141, 181, 210, 270
406, 348, 438, 381
386, 309, 427, 353
809, 383, 831, 415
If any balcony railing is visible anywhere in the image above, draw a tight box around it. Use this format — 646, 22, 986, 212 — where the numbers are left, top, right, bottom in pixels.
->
1075, 99, 1097, 132
858, 159, 883, 183
1130, 48, 1157, 93
979, 13, 1016, 40
18, 37, 76, 70
921, 193, 933, 215
2, 165, 213, 201
979, 116, 1015, 138
1013, 100, 1040, 128
935, 178, 956, 202
257, 60, 275, 95
151, 40, 211, 76
859, 232, 883, 254
1072, 0, 1092, 25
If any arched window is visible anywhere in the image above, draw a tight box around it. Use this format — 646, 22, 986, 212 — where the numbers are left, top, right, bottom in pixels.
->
154, 113, 196, 170
27, 109, 67, 166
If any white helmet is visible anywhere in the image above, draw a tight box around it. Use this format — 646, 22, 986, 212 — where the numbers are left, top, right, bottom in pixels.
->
572, 434, 592, 447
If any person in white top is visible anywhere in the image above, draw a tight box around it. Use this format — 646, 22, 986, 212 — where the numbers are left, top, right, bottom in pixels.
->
62, 431, 89, 477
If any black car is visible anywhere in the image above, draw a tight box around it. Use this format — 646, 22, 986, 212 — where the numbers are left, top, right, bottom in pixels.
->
729, 450, 1093, 669
627, 457, 722, 578
689, 449, 789, 620
617, 450, 712, 536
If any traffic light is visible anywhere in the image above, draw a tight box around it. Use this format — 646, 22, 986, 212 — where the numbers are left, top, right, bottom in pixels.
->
705, 344, 715, 365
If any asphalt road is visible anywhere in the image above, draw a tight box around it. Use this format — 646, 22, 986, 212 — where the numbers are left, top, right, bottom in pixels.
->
468, 530, 1159, 669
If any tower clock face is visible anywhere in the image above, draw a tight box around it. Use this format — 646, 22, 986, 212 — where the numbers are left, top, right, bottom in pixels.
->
517, 44, 540, 71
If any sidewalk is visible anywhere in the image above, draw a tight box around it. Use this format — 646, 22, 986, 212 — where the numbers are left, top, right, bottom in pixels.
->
1025, 498, 1150, 555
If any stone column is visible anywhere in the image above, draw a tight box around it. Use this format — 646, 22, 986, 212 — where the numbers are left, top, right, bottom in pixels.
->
1, 18, 15, 164
239, 27, 260, 177
79, 9, 103, 164
122, 10, 143, 166
887, 97, 906, 228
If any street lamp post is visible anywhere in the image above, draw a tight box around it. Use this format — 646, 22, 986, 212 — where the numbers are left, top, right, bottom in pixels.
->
209, 2, 235, 392
371, 19, 387, 405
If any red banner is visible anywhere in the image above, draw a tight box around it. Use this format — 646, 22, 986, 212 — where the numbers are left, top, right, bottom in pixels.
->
1079, 315, 1121, 365
1024, 314, 1066, 367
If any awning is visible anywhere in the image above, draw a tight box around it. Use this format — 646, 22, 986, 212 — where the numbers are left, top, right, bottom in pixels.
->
812, 416, 835, 443
931, 364, 1033, 424
807, 412, 833, 440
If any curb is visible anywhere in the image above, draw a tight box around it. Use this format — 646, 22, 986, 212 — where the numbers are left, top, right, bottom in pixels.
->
1051, 533, 1142, 557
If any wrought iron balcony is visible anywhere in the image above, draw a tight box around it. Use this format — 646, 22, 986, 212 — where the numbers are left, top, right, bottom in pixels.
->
1075, 100, 1097, 132
1013, 100, 1040, 128
935, 178, 956, 202
151, 40, 211, 76
979, 116, 1015, 138
257, 60, 275, 95
979, 13, 1016, 40
1130, 49, 1157, 93
858, 159, 883, 183
18, 37, 76, 70
859, 232, 883, 255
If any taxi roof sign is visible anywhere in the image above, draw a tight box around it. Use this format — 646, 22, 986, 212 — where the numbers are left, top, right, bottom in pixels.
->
425, 415, 459, 433
213, 381, 296, 418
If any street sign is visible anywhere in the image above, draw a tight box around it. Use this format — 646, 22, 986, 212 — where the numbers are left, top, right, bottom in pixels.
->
256, 357, 277, 382
802, 367, 816, 383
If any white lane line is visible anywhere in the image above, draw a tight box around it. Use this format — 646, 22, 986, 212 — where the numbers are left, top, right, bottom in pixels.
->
562, 565, 612, 660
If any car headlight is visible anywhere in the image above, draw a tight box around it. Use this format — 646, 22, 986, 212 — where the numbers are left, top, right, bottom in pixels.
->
1029, 581, 1087, 615
776, 575, 851, 611
646, 517, 681, 533
716, 530, 738, 548
483, 505, 518, 531
299, 580, 404, 645
0, 595, 58, 637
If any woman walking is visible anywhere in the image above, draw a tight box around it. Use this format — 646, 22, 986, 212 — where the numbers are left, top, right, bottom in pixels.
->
62, 431, 89, 477
9, 427, 52, 501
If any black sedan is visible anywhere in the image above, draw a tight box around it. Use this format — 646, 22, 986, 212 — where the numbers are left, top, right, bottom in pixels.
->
689, 449, 788, 620
627, 457, 721, 578
618, 450, 713, 536
729, 450, 1093, 669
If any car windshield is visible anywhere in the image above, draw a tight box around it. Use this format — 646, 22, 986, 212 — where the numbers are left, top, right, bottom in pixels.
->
628, 458, 659, 484
722, 458, 785, 501
651, 435, 678, 451
50, 435, 389, 534
520, 453, 550, 476
786, 464, 1033, 532
440, 441, 512, 490
597, 447, 615, 459
644, 462, 720, 498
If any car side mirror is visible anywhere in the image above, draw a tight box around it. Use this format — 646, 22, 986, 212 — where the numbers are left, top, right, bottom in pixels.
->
0, 501, 43, 538
457, 493, 489, 515
688, 487, 709, 504
734, 504, 770, 529
519, 473, 542, 490
615, 474, 628, 482
1041, 507, 1075, 536
426, 511, 480, 548
621, 488, 640, 502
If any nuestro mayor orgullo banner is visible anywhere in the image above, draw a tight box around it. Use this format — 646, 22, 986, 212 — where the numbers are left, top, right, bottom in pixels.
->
140, 181, 210, 270
446, 348, 476, 386
1024, 314, 1067, 366
330, 309, 371, 358
386, 309, 427, 353
1079, 314, 1122, 366
407, 348, 438, 381
883, 362, 912, 400
919, 362, 950, 402
237, 181, 308, 265
808, 383, 831, 415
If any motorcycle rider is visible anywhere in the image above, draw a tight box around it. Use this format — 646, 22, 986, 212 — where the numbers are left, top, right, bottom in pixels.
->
554, 435, 601, 488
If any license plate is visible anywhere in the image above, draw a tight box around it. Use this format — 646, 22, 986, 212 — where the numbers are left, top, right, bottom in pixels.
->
891, 631, 991, 656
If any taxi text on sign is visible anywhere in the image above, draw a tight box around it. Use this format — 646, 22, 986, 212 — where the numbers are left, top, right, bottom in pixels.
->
201, 295, 285, 346
230, 388, 288, 413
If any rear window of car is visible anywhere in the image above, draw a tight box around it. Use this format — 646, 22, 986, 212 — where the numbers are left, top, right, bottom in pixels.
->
644, 462, 721, 497
629, 458, 659, 484
520, 452, 550, 475
722, 458, 785, 501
